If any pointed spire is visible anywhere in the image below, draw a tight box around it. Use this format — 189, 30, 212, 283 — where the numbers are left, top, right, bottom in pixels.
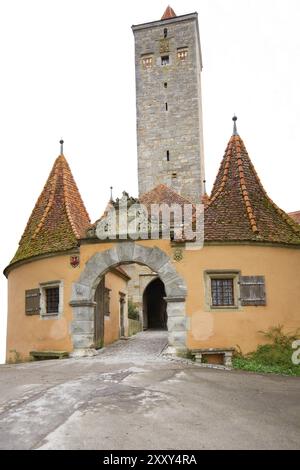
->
60, 139, 64, 155
204, 126, 300, 244
161, 6, 176, 20
10, 153, 90, 265
232, 115, 238, 136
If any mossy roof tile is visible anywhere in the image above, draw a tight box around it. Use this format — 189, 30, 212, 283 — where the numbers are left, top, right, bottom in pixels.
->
10, 154, 90, 264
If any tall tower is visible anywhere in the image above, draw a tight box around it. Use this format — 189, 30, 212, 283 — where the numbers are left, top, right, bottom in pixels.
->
132, 6, 205, 203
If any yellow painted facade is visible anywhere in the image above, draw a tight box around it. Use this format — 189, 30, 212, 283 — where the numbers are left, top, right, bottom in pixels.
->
6, 252, 128, 362
6, 239, 300, 362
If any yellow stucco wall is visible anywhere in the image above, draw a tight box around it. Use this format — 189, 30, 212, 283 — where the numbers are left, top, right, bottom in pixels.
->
6, 254, 77, 362
80, 240, 300, 353
6, 240, 300, 361
6, 250, 128, 362
181, 244, 300, 353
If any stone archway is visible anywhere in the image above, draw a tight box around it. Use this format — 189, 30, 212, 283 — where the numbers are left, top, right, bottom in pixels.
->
70, 242, 187, 355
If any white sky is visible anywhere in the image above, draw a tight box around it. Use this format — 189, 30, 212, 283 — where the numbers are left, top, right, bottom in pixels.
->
1, 0, 299, 363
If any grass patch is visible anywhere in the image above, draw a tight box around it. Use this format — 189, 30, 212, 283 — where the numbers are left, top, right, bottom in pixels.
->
233, 325, 300, 377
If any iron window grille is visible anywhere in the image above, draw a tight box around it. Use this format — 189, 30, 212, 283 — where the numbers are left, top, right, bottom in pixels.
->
45, 287, 60, 314
211, 279, 234, 307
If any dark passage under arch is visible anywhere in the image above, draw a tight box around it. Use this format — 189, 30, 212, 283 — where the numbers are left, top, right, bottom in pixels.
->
143, 278, 167, 329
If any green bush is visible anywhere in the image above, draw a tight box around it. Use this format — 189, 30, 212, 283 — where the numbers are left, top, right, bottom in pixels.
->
128, 300, 140, 321
233, 325, 300, 376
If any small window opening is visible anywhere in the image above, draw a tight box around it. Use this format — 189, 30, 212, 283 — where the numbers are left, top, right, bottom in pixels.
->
177, 48, 188, 60
172, 172, 177, 179
164, 28, 168, 38
166, 150, 170, 161
165, 102, 168, 111
141, 56, 153, 68
161, 55, 169, 66
164, 82, 168, 88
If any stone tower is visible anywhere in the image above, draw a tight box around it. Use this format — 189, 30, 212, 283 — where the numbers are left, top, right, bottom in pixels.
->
132, 6, 205, 203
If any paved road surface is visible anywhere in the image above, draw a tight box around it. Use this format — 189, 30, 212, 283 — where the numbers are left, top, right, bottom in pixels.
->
0, 330, 299, 450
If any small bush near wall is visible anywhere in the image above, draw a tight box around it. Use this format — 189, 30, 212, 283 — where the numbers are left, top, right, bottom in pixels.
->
128, 300, 140, 321
233, 325, 300, 376
128, 319, 142, 337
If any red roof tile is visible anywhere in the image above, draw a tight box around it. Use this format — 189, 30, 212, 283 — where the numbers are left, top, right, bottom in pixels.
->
140, 183, 192, 208
161, 6, 176, 20
11, 154, 90, 264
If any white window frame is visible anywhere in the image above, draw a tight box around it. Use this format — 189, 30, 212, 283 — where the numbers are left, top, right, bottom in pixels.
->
39, 280, 64, 319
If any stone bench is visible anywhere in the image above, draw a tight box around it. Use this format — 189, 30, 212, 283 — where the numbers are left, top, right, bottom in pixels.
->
192, 348, 235, 367
30, 350, 69, 361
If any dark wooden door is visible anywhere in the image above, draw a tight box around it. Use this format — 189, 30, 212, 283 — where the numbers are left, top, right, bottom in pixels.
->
94, 278, 105, 348
120, 295, 125, 337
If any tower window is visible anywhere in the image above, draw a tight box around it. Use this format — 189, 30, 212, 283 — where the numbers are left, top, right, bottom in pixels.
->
166, 150, 170, 161
164, 82, 167, 88
165, 103, 168, 111
161, 55, 169, 66
172, 172, 177, 179
164, 28, 168, 38
177, 47, 188, 60
141, 55, 153, 68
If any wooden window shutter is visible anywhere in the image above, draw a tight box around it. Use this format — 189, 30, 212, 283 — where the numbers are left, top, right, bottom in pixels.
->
239, 276, 266, 306
25, 288, 41, 315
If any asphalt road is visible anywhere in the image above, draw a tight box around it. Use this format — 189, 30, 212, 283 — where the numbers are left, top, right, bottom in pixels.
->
0, 330, 299, 450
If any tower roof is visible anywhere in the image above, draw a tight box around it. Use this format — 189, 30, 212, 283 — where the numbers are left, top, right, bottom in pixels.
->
140, 183, 192, 208
204, 123, 300, 245
10, 153, 90, 265
161, 6, 176, 20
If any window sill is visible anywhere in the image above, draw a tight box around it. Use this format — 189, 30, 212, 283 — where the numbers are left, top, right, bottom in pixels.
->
210, 305, 239, 311
41, 312, 59, 319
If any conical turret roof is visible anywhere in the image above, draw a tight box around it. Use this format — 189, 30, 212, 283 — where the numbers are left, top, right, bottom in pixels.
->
11, 154, 90, 264
204, 129, 300, 245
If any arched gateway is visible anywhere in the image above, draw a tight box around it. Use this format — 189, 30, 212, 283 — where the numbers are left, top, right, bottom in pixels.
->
70, 242, 187, 355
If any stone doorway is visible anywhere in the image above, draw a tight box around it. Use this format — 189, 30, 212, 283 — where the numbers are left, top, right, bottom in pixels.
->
143, 278, 167, 330
70, 242, 187, 355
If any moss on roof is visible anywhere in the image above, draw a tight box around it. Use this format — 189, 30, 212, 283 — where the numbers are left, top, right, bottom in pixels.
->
10, 154, 90, 265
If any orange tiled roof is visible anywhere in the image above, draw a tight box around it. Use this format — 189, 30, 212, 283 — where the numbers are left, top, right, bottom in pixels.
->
11, 154, 90, 264
204, 133, 300, 244
289, 211, 300, 224
161, 6, 176, 20
140, 184, 192, 209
